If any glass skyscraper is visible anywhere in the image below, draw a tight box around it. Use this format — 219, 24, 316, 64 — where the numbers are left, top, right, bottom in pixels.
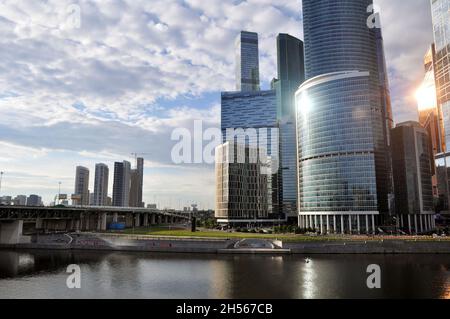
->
432, 0, 450, 148
235, 31, 260, 92
219, 90, 280, 223
391, 121, 435, 234
273, 34, 305, 220
296, 0, 392, 234
430, 0, 450, 214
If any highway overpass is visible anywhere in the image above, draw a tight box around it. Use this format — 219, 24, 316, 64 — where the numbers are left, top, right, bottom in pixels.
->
0, 206, 190, 245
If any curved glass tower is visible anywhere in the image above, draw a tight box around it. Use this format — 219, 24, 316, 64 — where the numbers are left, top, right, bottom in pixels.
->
296, 0, 392, 234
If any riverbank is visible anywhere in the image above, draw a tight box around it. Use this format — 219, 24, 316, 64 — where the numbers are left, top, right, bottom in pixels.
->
1, 232, 450, 254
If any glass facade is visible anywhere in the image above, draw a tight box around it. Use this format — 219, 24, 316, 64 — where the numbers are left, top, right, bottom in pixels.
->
297, 0, 392, 233
235, 31, 260, 92
431, 0, 450, 149
216, 142, 275, 224
432, 0, 450, 52
391, 122, 434, 217
297, 72, 379, 213
275, 34, 306, 218
219, 90, 280, 222
436, 152, 450, 210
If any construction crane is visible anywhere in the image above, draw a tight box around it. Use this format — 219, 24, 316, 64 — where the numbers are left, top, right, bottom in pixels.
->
131, 153, 150, 167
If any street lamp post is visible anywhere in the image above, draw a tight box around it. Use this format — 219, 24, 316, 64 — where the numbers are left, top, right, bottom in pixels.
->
58, 182, 62, 205
0, 171, 3, 195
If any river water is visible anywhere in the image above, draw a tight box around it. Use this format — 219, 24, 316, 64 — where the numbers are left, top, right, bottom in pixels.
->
0, 250, 449, 299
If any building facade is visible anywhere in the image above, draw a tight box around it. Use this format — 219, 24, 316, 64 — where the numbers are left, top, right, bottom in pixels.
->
418, 45, 442, 197
216, 142, 280, 225
129, 157, 144, 208
391, 122, 436, 233
273, 33, 306, 220
73, 166, 90, 206
235, 31, 260, 92
112, 161, 131, 207
26, 195, 42, 207
431, 0, 450, 149
93, 163, 109, 206
296, 0, 392, 234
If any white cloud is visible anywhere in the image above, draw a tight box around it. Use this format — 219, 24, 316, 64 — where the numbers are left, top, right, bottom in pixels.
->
0, 0, 435, 206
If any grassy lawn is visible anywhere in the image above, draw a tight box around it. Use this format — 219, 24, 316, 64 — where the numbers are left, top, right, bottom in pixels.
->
116, 227, 450, 243
121, 227, 353, 242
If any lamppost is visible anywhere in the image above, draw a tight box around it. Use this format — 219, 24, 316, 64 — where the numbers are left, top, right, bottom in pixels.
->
58, 182, 62, 205
0, 171, 4, 195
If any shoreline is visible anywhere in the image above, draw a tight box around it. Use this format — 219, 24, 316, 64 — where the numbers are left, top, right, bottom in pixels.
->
1, 233, 450, 255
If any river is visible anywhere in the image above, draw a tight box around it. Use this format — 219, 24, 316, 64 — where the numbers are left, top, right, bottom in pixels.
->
0, 250, 449, 299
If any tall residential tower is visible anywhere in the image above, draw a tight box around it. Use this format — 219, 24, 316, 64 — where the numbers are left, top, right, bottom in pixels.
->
73, 166, 89, 206
93, 163, 109, 206
112, 161, 131, 207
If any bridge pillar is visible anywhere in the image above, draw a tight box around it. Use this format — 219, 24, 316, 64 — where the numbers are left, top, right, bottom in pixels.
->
74, 219, 81, 232
151, 214, 156, 225
157, 215, 162, 225
84, 214, 90, 231
143, 214, 149, 227
165, 216, 169, 224
113, 213, 119, 223
97, 213, 107, 231
0, 221, 24, 244
125, 214, 133, 228
36, 218, 43, 230
135, 213, 141, 227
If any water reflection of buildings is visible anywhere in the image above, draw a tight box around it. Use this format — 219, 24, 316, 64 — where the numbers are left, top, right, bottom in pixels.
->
0, 252, 35, 278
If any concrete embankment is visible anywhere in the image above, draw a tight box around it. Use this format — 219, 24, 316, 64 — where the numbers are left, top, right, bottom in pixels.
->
1, 233, 450, 254
284, 240, 450, 254
0, 233, 237, 254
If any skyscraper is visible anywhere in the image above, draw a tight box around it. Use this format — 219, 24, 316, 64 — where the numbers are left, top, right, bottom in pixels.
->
217, 30, 281, 225
93, 163, 109, 206
112, 161, 131, 207
391, 122, 435, 234
219, 90, 280, 223
236, 31, 260, 92
418, 45, 441, 196
430, 0, 450, 214
215, 142, 272, 225
431, 0, 450, 148
296, 0, 392, 234
73, 166, 90, 206
129, 157, 144, 208
273, 34, 305, 221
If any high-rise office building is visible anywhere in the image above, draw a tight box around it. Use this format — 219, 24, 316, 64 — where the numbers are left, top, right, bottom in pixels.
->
216, 142, 275, 225
431, 0, 450, 148
217, 31, 281, 225
296, 0, 392, 234
129, 158, 144, 207
272, 34, 305, 220
112, 161, 131, 207
93, 163, 109, 206
219, 90, 280, 223
73, 166, 90, 206
236, 31, 260, 92
418, 46, 442, 196
391, 122, 436, 233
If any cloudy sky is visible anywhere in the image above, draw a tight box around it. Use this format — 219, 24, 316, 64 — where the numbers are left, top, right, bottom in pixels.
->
0, 0, 434, 208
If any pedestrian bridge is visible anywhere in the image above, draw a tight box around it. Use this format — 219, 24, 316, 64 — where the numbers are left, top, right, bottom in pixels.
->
0, 206, 190, 245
